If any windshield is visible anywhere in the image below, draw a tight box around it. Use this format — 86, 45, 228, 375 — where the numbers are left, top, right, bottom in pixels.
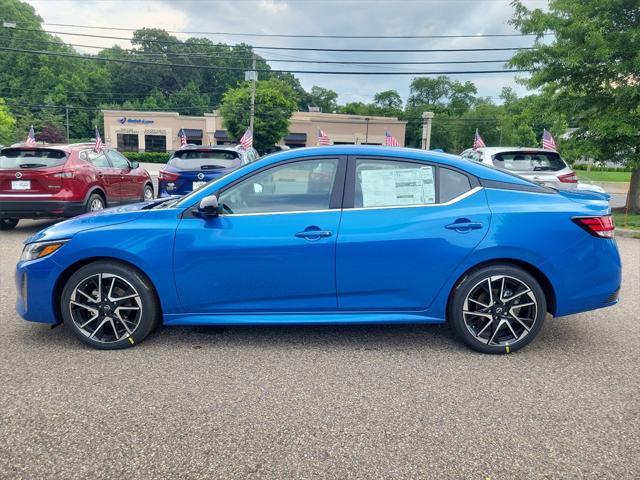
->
0, 148, 68, 169
169, 150, 240, 170
492, 151, 567, 172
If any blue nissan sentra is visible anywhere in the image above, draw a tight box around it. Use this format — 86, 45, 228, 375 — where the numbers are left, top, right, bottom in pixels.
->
158, 145, 259, 197
15, 146, 621, 353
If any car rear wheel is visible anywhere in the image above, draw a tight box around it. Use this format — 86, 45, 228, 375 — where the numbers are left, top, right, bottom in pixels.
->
86, 193, 105, 213
449, 265, 547, 354
0, 218, 19, 230
142, 184, 154, 201
60, 261, 159, 349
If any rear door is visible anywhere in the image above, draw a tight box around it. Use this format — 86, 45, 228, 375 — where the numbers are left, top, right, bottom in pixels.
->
336, 156, 491, 311
82, 149, 120, 202
0, 148, 66, 197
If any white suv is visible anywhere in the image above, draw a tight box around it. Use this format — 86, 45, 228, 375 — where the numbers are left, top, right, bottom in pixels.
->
460, 147, 578, 190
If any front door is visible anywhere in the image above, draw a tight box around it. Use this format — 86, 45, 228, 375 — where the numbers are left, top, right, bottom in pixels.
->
84, 150, 120, 202
106, 150, 139, 201
336, 157, 491, 311
173, 157, 346, 313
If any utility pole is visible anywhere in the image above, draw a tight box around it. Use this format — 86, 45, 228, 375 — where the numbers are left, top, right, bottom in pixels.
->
249, 53, 257, 133
365, 117, 370, 144
64, 106, 70, 143
421, 111, 434, 150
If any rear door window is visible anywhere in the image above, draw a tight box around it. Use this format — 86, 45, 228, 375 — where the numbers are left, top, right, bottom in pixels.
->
0, 148, 67, 169
81, 150, 111, 168
170, 150, 240, 170
492, 151, 567, 172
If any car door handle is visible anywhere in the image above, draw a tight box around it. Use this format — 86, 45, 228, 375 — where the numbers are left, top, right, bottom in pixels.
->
295, 229, 333, 240
445, 221, 483, 232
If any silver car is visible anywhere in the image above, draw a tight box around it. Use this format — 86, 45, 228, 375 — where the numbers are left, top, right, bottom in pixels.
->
460, 147, 578, 190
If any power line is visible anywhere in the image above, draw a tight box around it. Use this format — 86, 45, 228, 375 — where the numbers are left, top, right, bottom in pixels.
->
2, 26, 535, 53
39, 22, 543, 39
0, 46, 529, 76
0, 34, 515, 66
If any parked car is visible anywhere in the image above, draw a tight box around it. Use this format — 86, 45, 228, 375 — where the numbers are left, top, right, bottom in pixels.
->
16, 146, 620, 353
0, 143, 153, 230
460, 147, 579, 190
158, 145, 259, 197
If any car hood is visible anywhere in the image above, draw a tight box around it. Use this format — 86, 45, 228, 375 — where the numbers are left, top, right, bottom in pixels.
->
25, 198, 177, 244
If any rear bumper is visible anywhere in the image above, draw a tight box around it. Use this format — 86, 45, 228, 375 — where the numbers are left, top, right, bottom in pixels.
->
0, 200, 85, 219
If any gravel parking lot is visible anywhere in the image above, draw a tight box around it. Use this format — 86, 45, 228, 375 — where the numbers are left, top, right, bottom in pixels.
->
1, 220, 638, 479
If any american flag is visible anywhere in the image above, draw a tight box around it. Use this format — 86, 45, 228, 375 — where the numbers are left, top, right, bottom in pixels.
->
25, 126, 36, 145
385, 130, 400, 147
180, 128, 187, 147
317, 129, 331, 145
473, 128, 486, 150
542, 129, 557, 151
239, 127, 253, 149
94, 126, 104, 151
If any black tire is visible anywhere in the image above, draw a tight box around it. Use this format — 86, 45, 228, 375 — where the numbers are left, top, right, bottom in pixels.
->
449, 264, 547, 354
60, 261, 159, 349
86, 192, 105, 213
142, 183, 154, 202
0, 218, 19, 230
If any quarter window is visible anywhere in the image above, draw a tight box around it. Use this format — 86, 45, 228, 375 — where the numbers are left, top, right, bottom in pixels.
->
439, 168, 471, 203
219, 158, 339, 214
355, 159, 435, 208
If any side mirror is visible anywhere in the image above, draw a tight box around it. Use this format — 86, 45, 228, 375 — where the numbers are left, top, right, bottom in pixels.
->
129, 160, 139, 169
196, 195, 220, 218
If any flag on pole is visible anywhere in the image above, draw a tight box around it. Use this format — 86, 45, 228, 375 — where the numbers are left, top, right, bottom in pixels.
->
384, 130, 400, 147
180, 128, 187, 147
94, 126, 104, 151
317, 129, 331, 145
473, 128, 486, 150
239, 127, 253, 149
542, 129, 557, 151
25, 126, 36, 145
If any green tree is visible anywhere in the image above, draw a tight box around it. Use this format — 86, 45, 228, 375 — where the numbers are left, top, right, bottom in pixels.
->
0, 98, 17, 144
220, 78, 297, 152
373, 90, 403, 110
509, 0, 640, 212
308, 86, 338, 112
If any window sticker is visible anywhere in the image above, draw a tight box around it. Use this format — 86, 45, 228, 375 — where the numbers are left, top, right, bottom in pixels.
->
360, 166, 435, 207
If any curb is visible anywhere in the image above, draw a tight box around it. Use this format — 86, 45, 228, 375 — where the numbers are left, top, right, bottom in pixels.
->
616, 228, 640, 239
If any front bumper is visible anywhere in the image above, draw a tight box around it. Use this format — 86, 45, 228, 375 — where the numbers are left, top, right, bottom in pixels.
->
1, 200, 85, 219
15, 255, 64, 324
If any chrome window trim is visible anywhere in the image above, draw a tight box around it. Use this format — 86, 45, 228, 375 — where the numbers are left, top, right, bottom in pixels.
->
220, 187, 483, 217
0, 193, 55, 198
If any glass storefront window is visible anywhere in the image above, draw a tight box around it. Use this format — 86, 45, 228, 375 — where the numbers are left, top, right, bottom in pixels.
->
145, 135, 167, 152
117, 134, 139, 152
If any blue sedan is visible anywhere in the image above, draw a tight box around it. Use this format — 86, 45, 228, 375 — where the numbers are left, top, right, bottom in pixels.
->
158, 145, 259, 197
15, 146, 621, 353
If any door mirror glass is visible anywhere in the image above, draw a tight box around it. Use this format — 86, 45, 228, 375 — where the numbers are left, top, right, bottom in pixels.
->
129, 160, 139, 169
196, 195, 219, 218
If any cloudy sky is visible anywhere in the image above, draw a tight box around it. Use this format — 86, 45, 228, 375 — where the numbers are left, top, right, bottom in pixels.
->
27, 0, 548, 105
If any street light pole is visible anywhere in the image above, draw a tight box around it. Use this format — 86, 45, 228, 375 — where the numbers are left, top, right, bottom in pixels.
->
65, 105, 70, 143
365, 117, 370, 144
249, 53, 256, 133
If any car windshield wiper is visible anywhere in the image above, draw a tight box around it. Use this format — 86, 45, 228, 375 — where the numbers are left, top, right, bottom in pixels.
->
19, 163, 48, 168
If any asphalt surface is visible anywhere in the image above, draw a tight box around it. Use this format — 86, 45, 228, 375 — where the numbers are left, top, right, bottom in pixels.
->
1, 220, 639, 479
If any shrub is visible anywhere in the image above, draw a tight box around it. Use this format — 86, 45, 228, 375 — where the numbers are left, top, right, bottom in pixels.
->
121, 152, 170, 164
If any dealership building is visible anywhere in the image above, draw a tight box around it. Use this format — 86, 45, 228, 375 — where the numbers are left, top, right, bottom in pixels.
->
102, 109, 406, 152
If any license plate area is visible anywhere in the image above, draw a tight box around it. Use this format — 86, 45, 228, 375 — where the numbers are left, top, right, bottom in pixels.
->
11, 180, 31, 190
192, 181, 207, 190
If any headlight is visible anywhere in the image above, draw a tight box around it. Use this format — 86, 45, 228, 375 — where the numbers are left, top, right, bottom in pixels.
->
20, 240, 68, 262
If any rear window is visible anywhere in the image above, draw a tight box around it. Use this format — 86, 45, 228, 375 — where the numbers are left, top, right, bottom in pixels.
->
0, 148, 68, 169
492, 151, 567, 172
170, 150, 240, 170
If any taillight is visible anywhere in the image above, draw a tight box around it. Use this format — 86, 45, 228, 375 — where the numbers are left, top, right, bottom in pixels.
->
573, 216, 615, 238
53, 171, 75, 179
159, 170, 180, 181
558, 172, 578, 183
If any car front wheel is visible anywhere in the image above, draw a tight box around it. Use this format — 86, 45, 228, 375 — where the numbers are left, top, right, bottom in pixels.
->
60, 261, 159, 349
449, 265, 547, 354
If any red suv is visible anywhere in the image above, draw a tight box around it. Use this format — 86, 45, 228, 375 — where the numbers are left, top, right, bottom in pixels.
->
0, 143, 153, 230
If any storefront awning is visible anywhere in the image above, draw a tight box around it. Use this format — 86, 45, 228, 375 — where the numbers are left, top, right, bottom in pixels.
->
214, 130, 231, 141
284, 132, 307, 143
178, 128, 202, 138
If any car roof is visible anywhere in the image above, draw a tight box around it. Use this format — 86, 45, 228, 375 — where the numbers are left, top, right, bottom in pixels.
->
4, 142, 111, 153
256, 145, 537, 186
473, 146, 561, 154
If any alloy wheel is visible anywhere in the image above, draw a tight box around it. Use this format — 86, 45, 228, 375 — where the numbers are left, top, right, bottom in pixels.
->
143, 186, 154, 201
69, 273, 143, 344
462, 275, 538, 346
90, 197, 104, 211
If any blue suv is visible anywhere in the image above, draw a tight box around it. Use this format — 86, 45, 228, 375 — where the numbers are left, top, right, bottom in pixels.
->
158, 145, 259, 197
